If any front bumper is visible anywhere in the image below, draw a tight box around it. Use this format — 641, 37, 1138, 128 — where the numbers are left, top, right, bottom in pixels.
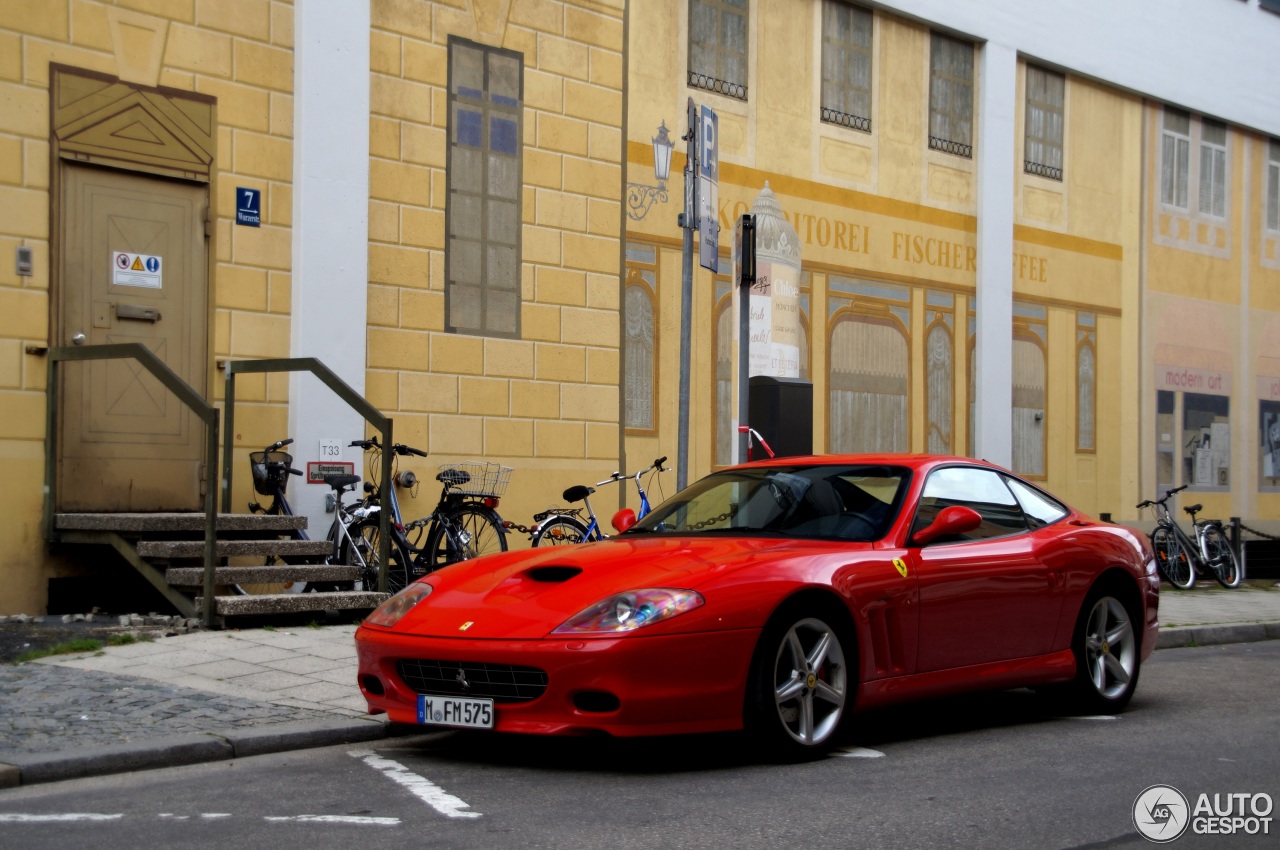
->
355, 625, 761, 737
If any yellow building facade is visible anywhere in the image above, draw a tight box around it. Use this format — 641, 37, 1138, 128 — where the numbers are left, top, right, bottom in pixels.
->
1, 0, 1278, 615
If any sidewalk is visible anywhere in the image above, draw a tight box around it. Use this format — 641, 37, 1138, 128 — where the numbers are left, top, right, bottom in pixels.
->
2, 583, 1278, 788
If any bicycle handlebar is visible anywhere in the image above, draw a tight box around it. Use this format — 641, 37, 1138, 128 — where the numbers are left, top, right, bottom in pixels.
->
1136, 484, 1190, 510
268, 437, 294, 453
350, 436, 427, 457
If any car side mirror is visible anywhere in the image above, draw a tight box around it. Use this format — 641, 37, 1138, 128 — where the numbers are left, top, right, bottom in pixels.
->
612, 508, 637, 533
912, 506, 982, 546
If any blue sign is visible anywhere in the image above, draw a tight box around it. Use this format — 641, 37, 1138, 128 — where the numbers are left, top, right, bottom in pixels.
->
698, 105, 719, 272
236, 188, 261, 227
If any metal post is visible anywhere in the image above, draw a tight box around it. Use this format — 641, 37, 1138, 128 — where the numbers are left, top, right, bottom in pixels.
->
736, 215, 754, 464
676, 97, 697, 490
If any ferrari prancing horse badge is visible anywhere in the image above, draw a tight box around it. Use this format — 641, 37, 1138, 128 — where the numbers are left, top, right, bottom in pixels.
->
892, 558, 908, 577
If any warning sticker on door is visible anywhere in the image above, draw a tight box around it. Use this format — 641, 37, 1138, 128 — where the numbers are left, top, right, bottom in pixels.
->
112, 252, 163, 289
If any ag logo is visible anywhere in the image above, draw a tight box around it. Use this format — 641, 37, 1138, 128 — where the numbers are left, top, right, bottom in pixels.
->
1133, 784, 1190, 843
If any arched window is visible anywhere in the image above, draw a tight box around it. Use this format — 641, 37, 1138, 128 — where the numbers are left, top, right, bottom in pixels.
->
1077, 312, 1096, 451
829, 314, 909, 453
1012, 320, 1047, 477
623, 245, 658, 433
926, 319, 953, 454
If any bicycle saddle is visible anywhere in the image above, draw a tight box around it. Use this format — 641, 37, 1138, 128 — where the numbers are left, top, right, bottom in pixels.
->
563, 484, 594, 503
324, 474, 360, 491
437, 468, 471, 486
1183, 503, 1202, 515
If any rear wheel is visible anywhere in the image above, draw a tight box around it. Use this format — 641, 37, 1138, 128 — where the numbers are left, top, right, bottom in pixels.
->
745, 602, 852, 760
1065, 588, 1141, 713
1200, 524, 1242, 588
1151, 526, 1194, 589
343, 518, 410, 594
531, 515, 591, 547
422, 503, 508, 570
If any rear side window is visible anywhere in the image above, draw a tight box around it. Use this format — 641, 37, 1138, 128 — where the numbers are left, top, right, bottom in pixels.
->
911, 466, 1028, 542
1004, 476, 1068, 528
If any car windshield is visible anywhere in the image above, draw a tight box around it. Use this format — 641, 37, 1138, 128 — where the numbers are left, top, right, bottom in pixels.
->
629, 464, 911, 542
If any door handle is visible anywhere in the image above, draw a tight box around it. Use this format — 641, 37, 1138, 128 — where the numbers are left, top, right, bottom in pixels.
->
116, 303, 161, 322
72, 333, 86, 345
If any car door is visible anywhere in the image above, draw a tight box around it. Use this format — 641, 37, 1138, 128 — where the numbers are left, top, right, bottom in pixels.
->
909, 465, 1064, 672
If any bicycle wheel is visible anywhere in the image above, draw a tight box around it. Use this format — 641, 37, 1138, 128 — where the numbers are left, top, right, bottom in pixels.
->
343, 518, 411, 594
531, 515, 591, 547
421, 503, 508, 569
1151, 526, 1195, 590
1199, 524, 1242, 588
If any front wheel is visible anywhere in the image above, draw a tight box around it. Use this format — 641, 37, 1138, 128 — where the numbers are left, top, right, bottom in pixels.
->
1200, 524, 1242, 588
745, 605, 852, 760
343, 518, 411, 594
1064, 589, 1142, 714
531, 515, 592, 547
421, 503, 508, 570
1151, 526, 1194, 589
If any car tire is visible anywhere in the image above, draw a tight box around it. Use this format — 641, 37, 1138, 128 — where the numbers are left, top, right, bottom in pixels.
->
745, 600, 854, 760
1065, 585, 1142, 714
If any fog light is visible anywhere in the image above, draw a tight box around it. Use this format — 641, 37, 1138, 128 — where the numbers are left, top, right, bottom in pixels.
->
572, 691, 620, 713
361, 674, 385, 696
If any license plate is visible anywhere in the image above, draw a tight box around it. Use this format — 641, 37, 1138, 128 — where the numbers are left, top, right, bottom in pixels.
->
416, 694, 494, 729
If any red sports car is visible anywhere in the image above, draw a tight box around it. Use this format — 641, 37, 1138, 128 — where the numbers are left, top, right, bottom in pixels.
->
355, 455, 1159, 758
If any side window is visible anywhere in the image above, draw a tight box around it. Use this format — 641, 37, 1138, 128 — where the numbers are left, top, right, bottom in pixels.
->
1004, 477, 1068, 529
912, 466, 1027, 543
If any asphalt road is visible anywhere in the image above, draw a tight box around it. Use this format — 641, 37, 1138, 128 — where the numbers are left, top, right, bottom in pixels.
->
1, 641, 1277, 849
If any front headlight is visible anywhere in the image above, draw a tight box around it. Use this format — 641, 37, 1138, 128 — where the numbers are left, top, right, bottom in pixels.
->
365, 582, 433, 628
551, 588, 704, 635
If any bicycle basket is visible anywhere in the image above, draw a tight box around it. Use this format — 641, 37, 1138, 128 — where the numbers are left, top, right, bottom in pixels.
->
439, 461, 513, 497
249, 450, 293, 496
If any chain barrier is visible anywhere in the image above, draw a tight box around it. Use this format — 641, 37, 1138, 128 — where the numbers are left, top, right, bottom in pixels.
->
503, 507, 584, 538
1239, 522, 1280, 542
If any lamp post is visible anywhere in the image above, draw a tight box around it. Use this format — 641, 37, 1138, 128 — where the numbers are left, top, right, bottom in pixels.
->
625, 121, 675, 221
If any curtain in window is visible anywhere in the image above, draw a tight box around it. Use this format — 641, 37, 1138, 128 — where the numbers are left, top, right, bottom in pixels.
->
928, 33, 973, 155
1025, 66, 1064, 179
821, 1, 873, 129
1199, 121, 1227, 218
1269, 140, 1280, 231
689, 0, 748, 99
1077, 343, 1095, 451
829, 317, 908, 453
1160, 108, 1190, 209
624, 280, 655, 431
926, 323, 953, 454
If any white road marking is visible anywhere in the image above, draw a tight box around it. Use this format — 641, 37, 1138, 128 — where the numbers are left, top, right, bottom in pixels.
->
201, 813, 232, 819
1062, 715, 1117, 721
834, 746, 885, 758
349, 749, 481, 819
264, 815, 400, 825
159, 814, 189, 820
0, 813, 124, 822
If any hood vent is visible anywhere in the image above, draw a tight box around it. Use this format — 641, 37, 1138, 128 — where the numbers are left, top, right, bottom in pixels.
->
526, 565, 582, 583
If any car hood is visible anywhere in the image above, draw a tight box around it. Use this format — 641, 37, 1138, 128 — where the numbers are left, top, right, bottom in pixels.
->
383, 535, 862, 639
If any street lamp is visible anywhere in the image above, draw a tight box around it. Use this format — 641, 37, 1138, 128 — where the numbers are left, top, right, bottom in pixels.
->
626, 121, 675, 221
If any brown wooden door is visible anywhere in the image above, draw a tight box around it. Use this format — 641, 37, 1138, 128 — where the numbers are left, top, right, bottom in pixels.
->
58, 164, 208, 511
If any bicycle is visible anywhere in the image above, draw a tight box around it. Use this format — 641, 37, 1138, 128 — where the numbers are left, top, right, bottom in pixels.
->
347, 437, 510, 591
529, 457, 669, 547
1136, 484, 1242, 589
245, 437, 375, 593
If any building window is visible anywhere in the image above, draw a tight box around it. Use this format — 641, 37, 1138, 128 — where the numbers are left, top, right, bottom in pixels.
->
1024, 65, 1064, 180
821, 1, 873, 132
925, 292, 954, 454
1184, 393, 1230, 488
1160, 107, 1191, 209
928, 32, 974, 158
445, 38, 523, 338
1261, 400, 1280, 491
828, 279, 910, 454
1266, 138, 1279, 232
1077, 312, 1096, 451
689, 0, 748, 101
1199, 119, 1227, 219
1012, 303, 1047, 478
623, 245, 658, 433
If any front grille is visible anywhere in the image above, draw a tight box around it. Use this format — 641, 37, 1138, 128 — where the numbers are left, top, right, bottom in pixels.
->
396, 659, 548, 703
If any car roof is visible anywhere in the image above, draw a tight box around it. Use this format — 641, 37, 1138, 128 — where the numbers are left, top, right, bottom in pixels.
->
726, 453, 1009, 475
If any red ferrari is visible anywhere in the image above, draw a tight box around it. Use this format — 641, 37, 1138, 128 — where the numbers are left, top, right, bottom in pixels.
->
355, 455, 1159, 758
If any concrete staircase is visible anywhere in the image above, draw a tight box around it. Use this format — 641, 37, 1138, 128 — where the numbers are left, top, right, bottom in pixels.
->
52, 512, 387, 625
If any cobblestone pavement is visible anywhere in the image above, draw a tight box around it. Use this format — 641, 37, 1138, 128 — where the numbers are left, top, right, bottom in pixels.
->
0, 664, 332, 755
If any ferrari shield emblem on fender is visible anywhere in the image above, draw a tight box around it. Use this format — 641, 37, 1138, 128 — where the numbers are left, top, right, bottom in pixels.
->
458, 621, 474, 631
892, 558, 908, 577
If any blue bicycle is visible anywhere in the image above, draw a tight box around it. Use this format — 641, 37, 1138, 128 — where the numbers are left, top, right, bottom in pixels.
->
529, 457, 668, 547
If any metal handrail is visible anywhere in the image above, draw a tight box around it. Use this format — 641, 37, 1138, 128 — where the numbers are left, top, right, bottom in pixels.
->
45, 343, 221, 623
221, 358, 393, 592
